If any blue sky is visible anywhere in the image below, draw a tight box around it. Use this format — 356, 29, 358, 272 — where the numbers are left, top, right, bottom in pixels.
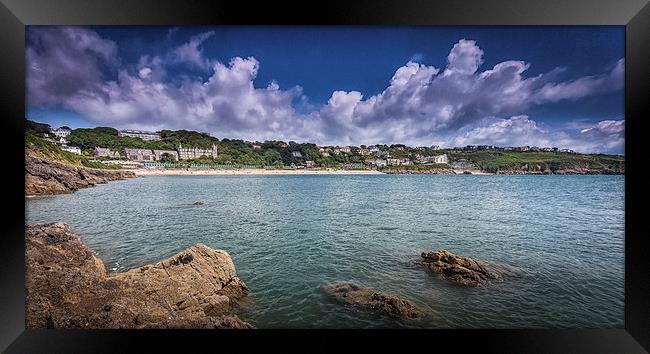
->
26, 26, 625, 153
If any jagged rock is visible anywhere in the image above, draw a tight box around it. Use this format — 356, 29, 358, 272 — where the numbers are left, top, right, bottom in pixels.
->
420, 250, 500, 286
26, 223, 252, 329
193, 201, 205, 205
324, 282, 422, 319
25, 155, 136, 196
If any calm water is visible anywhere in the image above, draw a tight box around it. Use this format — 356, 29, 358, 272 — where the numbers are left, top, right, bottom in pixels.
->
26, 174, 625, 328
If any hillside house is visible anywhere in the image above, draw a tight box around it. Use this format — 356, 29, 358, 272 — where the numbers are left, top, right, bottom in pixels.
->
124, 148, 155, 161
94, 147, 120, 158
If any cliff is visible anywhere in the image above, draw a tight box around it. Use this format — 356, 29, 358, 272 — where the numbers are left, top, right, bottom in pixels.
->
25, 154, 136, 196
26, 223, 252, 329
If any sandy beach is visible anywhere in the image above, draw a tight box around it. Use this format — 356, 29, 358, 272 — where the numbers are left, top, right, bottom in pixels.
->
133, 168, 385, 176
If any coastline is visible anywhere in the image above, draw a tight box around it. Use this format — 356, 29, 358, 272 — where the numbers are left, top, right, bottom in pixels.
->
132, 168, 385, 176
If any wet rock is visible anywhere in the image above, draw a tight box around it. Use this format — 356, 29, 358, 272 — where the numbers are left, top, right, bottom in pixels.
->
193, 201, 205, 205
420, 250, 500, 286
25, 155, 136, 196
26, 223, 252, 329
324, 282, 422, 319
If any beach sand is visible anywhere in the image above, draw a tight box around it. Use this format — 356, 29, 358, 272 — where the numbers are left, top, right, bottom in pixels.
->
133, 168, 384, 176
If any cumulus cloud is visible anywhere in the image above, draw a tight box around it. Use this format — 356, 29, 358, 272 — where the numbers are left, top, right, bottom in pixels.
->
169, 31, 215, 69
453, 116, 624, 154
26, 28, 625, 153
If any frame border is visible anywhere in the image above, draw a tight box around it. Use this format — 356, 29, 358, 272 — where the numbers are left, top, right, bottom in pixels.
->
1, 0, 649, 352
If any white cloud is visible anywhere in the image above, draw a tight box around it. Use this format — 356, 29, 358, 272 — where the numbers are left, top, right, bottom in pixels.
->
169, 31, 215, 69
26, 29, 625, 153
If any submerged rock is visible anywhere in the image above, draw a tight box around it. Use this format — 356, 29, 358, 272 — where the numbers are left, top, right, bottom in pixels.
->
421, 250, 506, 286
193, 200, 205, 205
25, 155, 136, 196
324, 282, 423, 319
26, 223, 252, 329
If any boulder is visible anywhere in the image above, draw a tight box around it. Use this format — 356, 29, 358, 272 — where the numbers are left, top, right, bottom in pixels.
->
324, 282, 422, 319
420, 250, 497, 286
26, 223, 252, 329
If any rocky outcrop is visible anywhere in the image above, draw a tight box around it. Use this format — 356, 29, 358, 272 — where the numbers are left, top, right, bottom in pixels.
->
25, 155, 136, 196
193, 200, 205, 205
26, 223, 252, 329
324, 282, 423, 319
421, 250, 501, 286
381, 169, 455, 175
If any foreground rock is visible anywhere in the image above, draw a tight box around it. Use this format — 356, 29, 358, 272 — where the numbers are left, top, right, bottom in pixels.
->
324, 282, 423, 319
25, 155, 136, 196
26, 223, 252, 329
421, 250, 502, 286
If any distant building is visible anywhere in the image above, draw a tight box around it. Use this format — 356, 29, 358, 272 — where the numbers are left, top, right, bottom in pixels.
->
387, 158, 411, 166
464, 145, 478, 150
334, 146, 351, 153
61, 145, 81, 155
118, 130, 161, 141
375, 150, 390, 158
519, 146, 531, 151
416, 154, 448, 164
365, 158, 387, 167
292, 151, 303, 158
94, 147, 120, 158
368, 145, 380, 153
252, 144, 262, 150
342, 163, 365, 169
58, 137, 67, 145
177, 144, 218, 160
124, 148, 155, 161
305, 160, 316, 167
530, 146, 540, 152
358, 148, 371, 156
153, 149, 179, 161
431, 145, 440, 150
320, 150, 330, 157
451, 159, 474, 169
560, 148, 575, 153
52, 127, 71, 138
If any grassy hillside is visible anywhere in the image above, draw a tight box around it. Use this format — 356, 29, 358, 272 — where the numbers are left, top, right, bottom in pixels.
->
26, 127, 120, 170
445, 149, 624, 173
26, 119, 624, 172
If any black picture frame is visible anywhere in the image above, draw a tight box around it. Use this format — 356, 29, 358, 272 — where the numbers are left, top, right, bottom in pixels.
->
1, 0, 649, 352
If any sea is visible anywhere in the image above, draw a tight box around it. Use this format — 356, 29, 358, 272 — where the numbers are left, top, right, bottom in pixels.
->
25, 174, 625, 328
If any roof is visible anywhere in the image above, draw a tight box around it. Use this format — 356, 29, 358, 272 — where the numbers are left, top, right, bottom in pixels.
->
124, 148, 153, 155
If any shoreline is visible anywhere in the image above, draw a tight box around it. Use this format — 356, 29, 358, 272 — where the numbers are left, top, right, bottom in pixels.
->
133, 168, 385, 176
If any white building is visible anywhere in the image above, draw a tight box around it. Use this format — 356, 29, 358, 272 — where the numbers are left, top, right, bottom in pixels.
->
118, 130, 161, 141
334, 146, 351, 153
177, 144, 218, 160
61, 146, 81, 155
368, 146, 380, 153
292, 151, 303, 158
433, 154, 448, 164
52, 127, 71, 138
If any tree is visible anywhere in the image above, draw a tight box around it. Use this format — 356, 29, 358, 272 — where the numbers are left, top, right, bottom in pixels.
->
160, 153, 176, 164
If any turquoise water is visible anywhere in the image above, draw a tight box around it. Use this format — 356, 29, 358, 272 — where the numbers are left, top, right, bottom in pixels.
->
26, 175, 625, 328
